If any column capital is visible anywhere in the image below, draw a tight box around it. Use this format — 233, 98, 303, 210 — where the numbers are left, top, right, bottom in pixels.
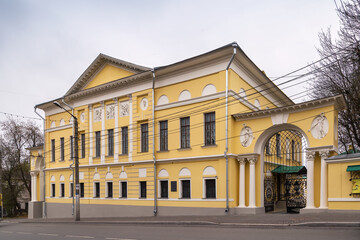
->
306, 151, 316, 162
319, 151, 330, 159
88, 104, 93, 110
237, 156, 246, 164
248, 158, 257, 165
30, 171, 39, 177
100, 101, 105, 107
113, 97, 118, 102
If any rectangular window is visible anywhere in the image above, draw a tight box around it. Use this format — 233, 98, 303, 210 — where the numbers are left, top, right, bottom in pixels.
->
266, 142, 271, 155
106, 182, 113, 198
160, 180, 168, 198
276, 133, 281, 158
160, 120, 168, 151
181, 180, 190, 198
51, 183, 55, 197
140, 181, 147, 198
81, 133, 86, 158
70, 183, 74, 197
120, 181, 127, 198
80, 183, 84, 198
122, 127, 128, 154
204, 112, 215, 145
108, 129, 114, 156
51, 139, 55, 162
180, 117, 190, 148
94, 182, 100, 198
60, 137, 64, 161
60, 183, 65, 197
141, 123, 148, 152
95, 131, 101, 157
286, 138, 290, 160
70, 136, 74, 160
205, 179, 216, 199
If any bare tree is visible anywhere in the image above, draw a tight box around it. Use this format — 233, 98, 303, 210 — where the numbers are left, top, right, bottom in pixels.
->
310, 0, 360, 152
0, 117, 43, 216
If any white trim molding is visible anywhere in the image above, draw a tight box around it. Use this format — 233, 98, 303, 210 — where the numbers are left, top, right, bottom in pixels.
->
328, 198, 360, 202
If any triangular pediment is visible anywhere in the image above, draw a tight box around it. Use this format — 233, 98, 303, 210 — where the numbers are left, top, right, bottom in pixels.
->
65, 53, 150, 96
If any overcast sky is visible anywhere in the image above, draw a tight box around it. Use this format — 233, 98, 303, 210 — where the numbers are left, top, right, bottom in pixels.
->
0, 0, 340, 123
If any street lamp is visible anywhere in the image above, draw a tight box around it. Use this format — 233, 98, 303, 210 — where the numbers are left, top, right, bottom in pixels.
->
53, 101, 80, 221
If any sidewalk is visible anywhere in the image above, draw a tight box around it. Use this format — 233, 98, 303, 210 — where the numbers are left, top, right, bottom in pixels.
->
8, 212, 360, 228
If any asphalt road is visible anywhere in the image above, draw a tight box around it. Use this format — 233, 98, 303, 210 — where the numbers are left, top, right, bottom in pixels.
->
0, 222, 359, 240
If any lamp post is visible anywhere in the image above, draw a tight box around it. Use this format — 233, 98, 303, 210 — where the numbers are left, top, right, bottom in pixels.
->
53, 101, 80, 221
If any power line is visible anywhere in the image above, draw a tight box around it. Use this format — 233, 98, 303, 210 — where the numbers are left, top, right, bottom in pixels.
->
0, 111, 42, 121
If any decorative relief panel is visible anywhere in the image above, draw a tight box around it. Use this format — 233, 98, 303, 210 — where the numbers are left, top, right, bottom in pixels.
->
140, 97, 148, 111
80, 112, 85, 123
119, 101, 129, 117
240, 124, 253, 147
106, 104, 115, 120
309, 113, 329, 139
50, 121, 56, 128
94, 107, 102, 122
59, 118, 65, 126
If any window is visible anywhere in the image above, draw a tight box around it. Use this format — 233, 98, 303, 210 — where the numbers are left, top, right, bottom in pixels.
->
70, 182, 74, 197
122, 127, 128, 154
141, 123, 148, 152
95, 131, 101, 157
60, 183, 65, 197
94, 182, 100, 198
80, 183, 84, 198
204, 179, 216, 199
106, 182, 113, 198
292, 140, 295, 161
120, 181, 127, 198
70, 136, 74, 159
160, 180, 168, 198
140, 181, 147, 198
204, 112, 215, 145
286, 138, 290, 159
81, 133, 86, 158
108, 129, 114, 156
160, 120, 168, 151
60, 137, 64, 161
180, 180, 190, 198
51, 139, 55, 162
276, 133, 281, 158
51, 183, 55, 197
180, 117, 190, 148
266, 141, 271, 155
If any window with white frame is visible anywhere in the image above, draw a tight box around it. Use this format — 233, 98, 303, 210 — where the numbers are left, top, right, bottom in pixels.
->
119, 181, 127, 198
204, 178, 216, 199
286, 138, 290, 159
180, 179, 190, 199
51, 183, 55, 197
94, 182, 100, 198
106, 182, 113, 198
160, 180, 168, 198
140, 181, 146, 198
60, 183, 65, 197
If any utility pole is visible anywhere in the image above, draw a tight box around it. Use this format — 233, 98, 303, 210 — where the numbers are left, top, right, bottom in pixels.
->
54, 101, 80, 221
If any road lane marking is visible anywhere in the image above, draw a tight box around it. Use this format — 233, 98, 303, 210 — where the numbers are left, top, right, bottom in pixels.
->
16, 232, 32, 234
106, 238, 137, 240
0, 231, 13, 233
38, 233, 59, 236
66, 235, 95, 239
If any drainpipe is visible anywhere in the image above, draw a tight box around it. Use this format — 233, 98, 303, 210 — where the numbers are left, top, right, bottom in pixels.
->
225, 44, 237, 213
152, 70, 157, 216
69, 163, 74, 215
34, 107, 46, 218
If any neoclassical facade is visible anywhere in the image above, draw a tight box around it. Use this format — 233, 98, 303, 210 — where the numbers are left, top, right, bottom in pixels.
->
29, 42, 355, 219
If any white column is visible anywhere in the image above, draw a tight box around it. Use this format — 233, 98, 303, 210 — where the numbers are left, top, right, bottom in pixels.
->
89, 105, 93, 165
114, 98, 119, 163
129, 96, 133, 162
305, 152, 315, 208
249, 158, 257, 207
237, 157, 246, 207
101, 101, 105, 164
31, 172, 38, 201
320, 151, 329, 208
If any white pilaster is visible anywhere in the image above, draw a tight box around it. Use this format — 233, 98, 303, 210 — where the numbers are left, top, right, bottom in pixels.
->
101, 101, 105, 164
237, 157, 246, 207
30, 171, 39, 201
320, 151, 329, 209
305, 151, 315, 208
114, 98, 119, 163
89, 105, 93, 165
129, 96, 133, 162
249, 157, 257, 207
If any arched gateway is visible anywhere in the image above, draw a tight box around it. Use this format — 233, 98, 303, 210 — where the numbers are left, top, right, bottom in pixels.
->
233, 95, 346, 214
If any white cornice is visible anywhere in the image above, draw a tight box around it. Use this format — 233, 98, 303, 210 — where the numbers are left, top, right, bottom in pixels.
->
45, 124, 72, 133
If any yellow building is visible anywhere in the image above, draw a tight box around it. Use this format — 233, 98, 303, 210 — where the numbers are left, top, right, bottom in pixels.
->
29, 42, 355, 219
